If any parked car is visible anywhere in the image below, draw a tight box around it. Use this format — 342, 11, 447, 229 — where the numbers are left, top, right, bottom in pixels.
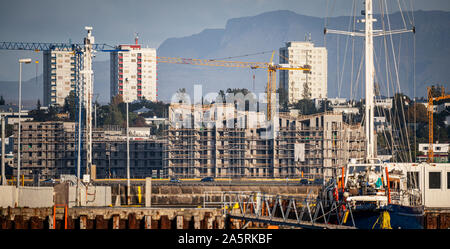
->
200, 177, 214, 182
42, 178, 55, 184
312, 178, 324, 185
299, 179, 310, 185
169, 178, 181, 183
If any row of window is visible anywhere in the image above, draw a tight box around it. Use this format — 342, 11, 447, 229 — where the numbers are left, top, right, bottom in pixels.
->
407, 171, 450, 189
429, 172, 450, 189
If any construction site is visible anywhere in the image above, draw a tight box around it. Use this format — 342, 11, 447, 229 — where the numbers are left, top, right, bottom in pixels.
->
1, 0, 450, 231
165, 102, 365, 180
12, 121, 165, 179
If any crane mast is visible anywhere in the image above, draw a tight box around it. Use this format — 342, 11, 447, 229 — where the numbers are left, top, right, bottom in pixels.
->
427, 86, 450, 162
0, 28, 120, 192
82, 27, 95, 177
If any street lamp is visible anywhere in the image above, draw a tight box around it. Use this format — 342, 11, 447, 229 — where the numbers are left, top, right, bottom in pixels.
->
126, 100, 130, 205
15, 58, 31, 206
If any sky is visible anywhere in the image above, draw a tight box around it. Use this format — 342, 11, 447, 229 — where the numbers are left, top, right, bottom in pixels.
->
0, 0, 449, 81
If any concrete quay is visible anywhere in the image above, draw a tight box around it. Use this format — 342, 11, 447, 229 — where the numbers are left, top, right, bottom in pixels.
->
0, 206, 225, 229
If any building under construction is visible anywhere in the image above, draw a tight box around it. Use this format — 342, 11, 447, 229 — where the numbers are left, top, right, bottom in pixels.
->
13, 121, 164, 179
164, 103, 365, 179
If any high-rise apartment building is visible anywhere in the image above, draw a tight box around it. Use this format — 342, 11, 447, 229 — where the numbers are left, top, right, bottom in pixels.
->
43, 49, 76, 106
110, 44, 157, 102
279, 41, 327, 104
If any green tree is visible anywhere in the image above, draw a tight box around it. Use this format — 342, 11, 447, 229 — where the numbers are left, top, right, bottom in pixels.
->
132, 115, 147, 127
428, 85, 444, 98
176, 88, 188, 103
291, 99, 317, 115
406, 103, 428, 123
63, 91, 77, 121
0, 123, 14, 137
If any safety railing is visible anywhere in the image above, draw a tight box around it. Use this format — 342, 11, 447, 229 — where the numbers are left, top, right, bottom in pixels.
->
52, 204, 68, 229
206, 190, 355, 229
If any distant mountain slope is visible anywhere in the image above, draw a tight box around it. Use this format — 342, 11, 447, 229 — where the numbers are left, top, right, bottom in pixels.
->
157, 10, 450, 102
0, 61, 110, 107
0, 75, 42, 109
1, 10, 449, 107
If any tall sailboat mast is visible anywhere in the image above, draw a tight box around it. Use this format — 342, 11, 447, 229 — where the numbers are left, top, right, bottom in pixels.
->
325, 0, 414, 163
364, 0, 376, 162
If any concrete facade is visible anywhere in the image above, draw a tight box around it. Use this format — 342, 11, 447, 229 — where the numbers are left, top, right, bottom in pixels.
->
12, 121, 165, 179
165, 103, 365, 179
43, 49, 76, 107
0, 186, 53, 208
68, 185, 111, 208
110, 44, 157, 102
279, 41, 327, 103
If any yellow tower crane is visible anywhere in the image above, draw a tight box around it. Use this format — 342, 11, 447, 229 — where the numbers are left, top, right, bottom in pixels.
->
427, 86, 450, 162
157, 51, 311, 120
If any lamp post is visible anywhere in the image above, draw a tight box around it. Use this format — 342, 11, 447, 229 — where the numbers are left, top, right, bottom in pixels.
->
1, 114, 5, 186
15, 58, 31, 207
126, 101, 130, 205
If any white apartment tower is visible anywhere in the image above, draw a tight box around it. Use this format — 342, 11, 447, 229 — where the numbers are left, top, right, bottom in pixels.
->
279, 41, 327, 104
110, 44, 157, 103
43, 49, 76, 106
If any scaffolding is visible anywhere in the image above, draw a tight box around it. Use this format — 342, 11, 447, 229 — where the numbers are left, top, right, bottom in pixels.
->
165, 104, 366, 179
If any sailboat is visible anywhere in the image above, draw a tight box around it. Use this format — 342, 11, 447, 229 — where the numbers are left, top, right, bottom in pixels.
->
322, 0, 434, 229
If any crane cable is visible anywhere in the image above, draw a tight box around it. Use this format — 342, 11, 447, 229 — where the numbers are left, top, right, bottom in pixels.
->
208, 50, 275, 61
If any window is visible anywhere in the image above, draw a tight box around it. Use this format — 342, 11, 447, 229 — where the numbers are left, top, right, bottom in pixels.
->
407, 172, 419, 189
429, 172, 441, 189
448, 172, 450, 189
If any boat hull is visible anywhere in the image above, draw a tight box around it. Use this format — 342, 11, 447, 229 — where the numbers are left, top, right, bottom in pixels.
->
351, 204, 424, 229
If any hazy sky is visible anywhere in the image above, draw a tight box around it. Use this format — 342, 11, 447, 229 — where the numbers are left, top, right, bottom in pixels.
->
0, 0, 449, 81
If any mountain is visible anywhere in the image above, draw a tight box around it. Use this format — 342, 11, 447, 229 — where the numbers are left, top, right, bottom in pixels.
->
156, 10, 450, 102
0, 75, 42, 109
0, 61, 110, 108
1, 10, 449, 107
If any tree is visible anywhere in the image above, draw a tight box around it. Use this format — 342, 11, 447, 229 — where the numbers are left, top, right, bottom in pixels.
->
277, 87, 288, 112
29, 104, 61, 122
216, 90, 226, 103
176, 88, 188, 103
0, 96, 6, 105
302, 81, 311, 100
132, 116, 147, 127
226, 88, 249, 95
63, 91, 77, 121
0, 123, 13, 137
111, 94, 124, 106
291, 99, 317, 115
390, 93, 411, 127
406, 103, 428, 123
428, 85, 444, 98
